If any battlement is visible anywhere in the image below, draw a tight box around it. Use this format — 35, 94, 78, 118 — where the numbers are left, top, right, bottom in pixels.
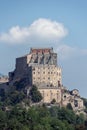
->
30, 48, 53, 54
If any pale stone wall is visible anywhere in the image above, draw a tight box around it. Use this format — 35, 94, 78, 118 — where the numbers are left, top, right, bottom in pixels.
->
39, 88, 61, 103
32, 65, 62, 87
62, 91, 84, 111
0, 77, 8, 84
71, 89, 80, 96
27, 54, 32, 64
71, 97, 84, 111
62, 92, 71, 106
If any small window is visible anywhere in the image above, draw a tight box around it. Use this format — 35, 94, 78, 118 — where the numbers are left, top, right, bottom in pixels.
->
64, 95, 66, 98
74, 100, 78, 107
33, 72, 35, 74
50, 84, 52, 87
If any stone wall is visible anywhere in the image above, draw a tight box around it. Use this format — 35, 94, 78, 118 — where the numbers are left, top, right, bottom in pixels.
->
39, 88, 61, 103
62, 91, 84, 111
9, 55, 28, 81
31, 64, 62, 87
28, 48, 57, 65
0, 77, 8, 84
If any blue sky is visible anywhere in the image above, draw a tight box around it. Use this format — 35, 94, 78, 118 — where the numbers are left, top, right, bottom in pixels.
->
0, 0, 87, 98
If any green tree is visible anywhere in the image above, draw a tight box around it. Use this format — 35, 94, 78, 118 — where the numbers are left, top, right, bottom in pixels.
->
57, 107, 76, 125
29, 85, 42, 103
0, 109, 7, 129
49, 106, 59, 118
50, 118, 67, 130
76, 114, 85, 125
9, 90, 26, 105
14, 77, 28, 91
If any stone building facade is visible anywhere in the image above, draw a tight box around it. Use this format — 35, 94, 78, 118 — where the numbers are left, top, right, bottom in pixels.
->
9, 48, 62, 103
62, 89, 84, 112
39, 88, 61, 103
31, 64, 62, 88
9, 48, 62, 86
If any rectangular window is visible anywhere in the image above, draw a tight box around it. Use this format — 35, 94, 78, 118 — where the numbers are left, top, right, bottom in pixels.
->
48, 77, 50, 80
33, 72, 35, 74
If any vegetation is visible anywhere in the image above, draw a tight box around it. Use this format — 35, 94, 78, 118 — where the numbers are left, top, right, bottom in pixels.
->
0, 79, 87, 130
0, 105, 86, 130
29, 85, 42, 103
0, 82, 42, 106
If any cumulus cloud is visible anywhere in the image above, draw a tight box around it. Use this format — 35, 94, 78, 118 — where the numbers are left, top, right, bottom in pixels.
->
0, 18, 68, 44
1, 18, 87, 60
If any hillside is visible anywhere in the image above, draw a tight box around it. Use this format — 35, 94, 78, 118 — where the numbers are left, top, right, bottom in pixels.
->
0, 104, 87, 130
0, 82, 87, 130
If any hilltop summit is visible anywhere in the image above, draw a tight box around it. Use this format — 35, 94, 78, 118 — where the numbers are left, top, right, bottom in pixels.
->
6, 47, 85, 113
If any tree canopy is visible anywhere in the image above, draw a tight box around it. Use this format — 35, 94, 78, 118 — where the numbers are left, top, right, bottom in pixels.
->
29, 85, 42, 103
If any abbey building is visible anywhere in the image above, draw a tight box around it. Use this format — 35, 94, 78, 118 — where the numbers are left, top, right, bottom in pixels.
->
9, 48, 62, 103
8, 48, 84, 112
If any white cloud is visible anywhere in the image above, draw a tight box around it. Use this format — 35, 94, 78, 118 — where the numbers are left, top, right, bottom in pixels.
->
56, 45, 76, 59
0, 18, 68, 44
0, 26, 30, 43
56, 44, 87, 60
1, 18, 87, 60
